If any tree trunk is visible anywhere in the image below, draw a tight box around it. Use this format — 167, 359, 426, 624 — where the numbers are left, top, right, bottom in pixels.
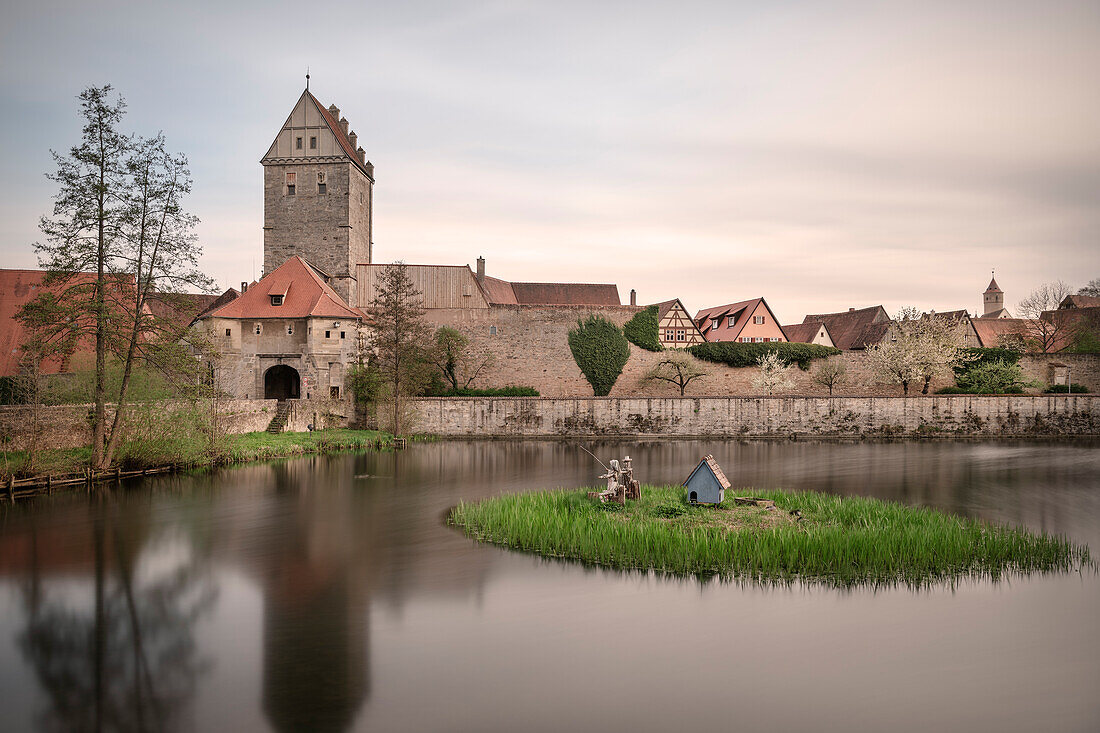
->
902, 380, 909, 396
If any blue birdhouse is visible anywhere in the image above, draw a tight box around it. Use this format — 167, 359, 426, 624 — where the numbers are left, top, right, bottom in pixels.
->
683, 454, 731, 505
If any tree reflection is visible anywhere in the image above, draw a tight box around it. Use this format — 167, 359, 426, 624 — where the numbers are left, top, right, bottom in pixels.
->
16, 495, 216, 733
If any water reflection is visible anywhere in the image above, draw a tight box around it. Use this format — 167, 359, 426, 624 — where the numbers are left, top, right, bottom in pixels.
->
0, 439, 1097, 732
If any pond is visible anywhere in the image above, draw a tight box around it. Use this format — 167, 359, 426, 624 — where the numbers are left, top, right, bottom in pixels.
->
0, 439, 1097, 732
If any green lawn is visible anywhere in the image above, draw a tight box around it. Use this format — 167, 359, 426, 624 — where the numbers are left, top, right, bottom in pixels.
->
0, 429, 393, 479
449, 484, 1091, 587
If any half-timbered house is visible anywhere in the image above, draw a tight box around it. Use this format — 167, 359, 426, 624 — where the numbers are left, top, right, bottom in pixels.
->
652, 299, 705, 348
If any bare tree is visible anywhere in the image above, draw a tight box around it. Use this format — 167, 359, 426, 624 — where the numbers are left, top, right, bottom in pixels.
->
643, 353, 707, 396
1078, 278, 1100, 297
429, 327, 494, 392
366, 262, 431, 435
752, 351, 794, 395
811, 360, 847, 396
1018, 281, 1077, 352
23, 86, 131, 467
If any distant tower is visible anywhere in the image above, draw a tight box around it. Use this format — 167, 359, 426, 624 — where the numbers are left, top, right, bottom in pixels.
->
982, 271, 1009, 318
261, 87, 375, 305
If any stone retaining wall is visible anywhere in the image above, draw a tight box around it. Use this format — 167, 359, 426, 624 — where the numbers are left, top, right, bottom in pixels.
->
410, 395, 1099, 438
0, 397, 350, 451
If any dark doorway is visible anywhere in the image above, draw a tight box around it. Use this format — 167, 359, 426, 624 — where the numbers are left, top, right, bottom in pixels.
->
689, 491, 698, 503
265, 365, 300, 401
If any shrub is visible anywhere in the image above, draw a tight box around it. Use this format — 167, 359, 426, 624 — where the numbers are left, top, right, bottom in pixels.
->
688, 342, 839, 370
428, 386, 539, 397
623, 305, 662, 352
1045, 383, 1090, 393
955, 360, 1035, 394
568, 316, 630, 396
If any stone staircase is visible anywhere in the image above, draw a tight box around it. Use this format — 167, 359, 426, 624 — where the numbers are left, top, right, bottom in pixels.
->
266, 401, 291, 433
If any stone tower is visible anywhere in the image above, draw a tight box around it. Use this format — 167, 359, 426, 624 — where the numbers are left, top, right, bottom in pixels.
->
982, 272, 1009, 318
262, 89, 374, 305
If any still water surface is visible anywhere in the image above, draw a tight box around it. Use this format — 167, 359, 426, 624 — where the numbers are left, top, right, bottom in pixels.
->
0, 440, 1098, 732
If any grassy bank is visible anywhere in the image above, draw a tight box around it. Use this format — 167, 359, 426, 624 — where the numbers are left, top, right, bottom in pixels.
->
0, 429, 394, 481
449, 485, 1091, 587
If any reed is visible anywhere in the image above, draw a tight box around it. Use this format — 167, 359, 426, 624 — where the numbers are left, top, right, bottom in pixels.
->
449, 485, 1091, 587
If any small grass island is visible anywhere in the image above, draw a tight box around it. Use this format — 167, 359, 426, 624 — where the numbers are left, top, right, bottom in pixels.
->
449, 485, 1091, 587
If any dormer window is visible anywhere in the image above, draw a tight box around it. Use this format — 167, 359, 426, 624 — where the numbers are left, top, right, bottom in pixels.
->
317, 171, 326, 194
270, 294, 284, 306
286, 172, 296, 196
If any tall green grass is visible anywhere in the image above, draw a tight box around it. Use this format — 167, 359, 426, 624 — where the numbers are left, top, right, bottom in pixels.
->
449, 485, 1091, 588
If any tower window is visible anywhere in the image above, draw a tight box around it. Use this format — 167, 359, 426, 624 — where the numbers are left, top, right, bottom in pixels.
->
285, 172, 296, 196
254, 323, 262, 335
340, 331, 346, 339
489, 325, 497, 336
325, 330, 331, 338
225, 328, 231, 337
310, 136, 317, 149
286, 323, 294, 335
317, 171, 326, 194
295, 137, 302, 150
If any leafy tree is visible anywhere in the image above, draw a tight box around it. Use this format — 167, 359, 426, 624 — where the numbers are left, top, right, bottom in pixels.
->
644, 353, 707, 396
1017, 281, 1076, 352
428, 326, 494, 391
366, 262, 431, 434
1078, 278, 1100, 297
623, 306, 662, 351
752, 351, 794, 395
567, 316, 630, 396
811, 360, 847, 396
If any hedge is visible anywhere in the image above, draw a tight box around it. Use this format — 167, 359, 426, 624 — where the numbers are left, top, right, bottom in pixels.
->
429, 386, 540, 397
568, 315, 631, 396
1045, 384, 1090, 394
687, 342, 840, 370
623, 305, 662, 352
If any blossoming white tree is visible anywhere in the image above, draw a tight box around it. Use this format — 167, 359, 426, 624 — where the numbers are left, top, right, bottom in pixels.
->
866, 308, 966, 395
752, 351, 794, 395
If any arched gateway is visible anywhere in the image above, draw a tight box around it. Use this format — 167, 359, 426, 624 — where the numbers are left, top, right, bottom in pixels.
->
264, 365, 300, 401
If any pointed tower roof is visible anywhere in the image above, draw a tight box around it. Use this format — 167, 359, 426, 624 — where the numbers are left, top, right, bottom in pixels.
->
201, 257, 361, 320
985, 274, 1002, 293
261, 89, 373, 180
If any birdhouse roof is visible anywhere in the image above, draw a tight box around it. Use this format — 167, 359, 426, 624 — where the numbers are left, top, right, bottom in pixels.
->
684, 454, 731, 489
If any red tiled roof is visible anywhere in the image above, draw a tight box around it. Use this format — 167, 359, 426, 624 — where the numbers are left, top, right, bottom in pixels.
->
1060, 295, 1100, 309
802, 305, 891, 350
782, 322, 831, 344
652, 299, 679, 320
985, 276, 1002, 293
971, 318, 1028, 348
509, 282, 620, 306
481, 275, 518, 305
192, 288, 240, 323
307, 92, 372, 179
202, 257, 361, 320
144, 292, 220, 331
694, 298, 784, 342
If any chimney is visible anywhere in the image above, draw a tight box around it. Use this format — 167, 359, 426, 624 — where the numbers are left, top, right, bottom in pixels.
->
630, 288, 637, 306
348, 130, 357, 150
476, 256, 485, 283
340, 116, 349, 136
849, 307, 855, 312
241, 281, 247, 293
328, 104, 340, 120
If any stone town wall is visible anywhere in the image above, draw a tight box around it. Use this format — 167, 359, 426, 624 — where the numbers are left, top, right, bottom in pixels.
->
428, 304, 642, 396
410, 395, 1100, 438
425, 304, 1100, 398
0, 397, 350, 452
